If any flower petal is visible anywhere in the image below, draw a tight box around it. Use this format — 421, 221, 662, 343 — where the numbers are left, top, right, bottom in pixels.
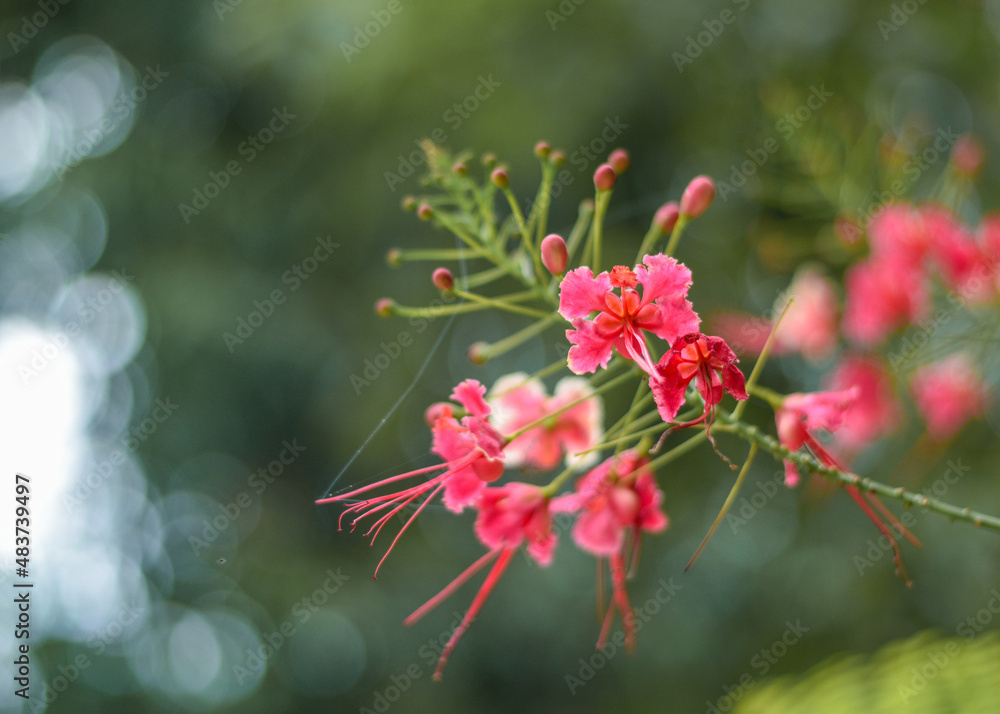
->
559, 267, 613, 320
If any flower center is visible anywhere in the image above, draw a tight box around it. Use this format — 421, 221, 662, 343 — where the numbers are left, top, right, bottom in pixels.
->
609, 265, 638, 289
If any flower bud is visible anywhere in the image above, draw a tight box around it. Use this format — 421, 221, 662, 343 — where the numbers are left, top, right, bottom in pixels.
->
534, 141, 551, 159
608, 148, 630, 174
653, 202, 679, 233
417, 203, 434, 221
386, 248, 402, 267
550, 150, 567, 166
594, 163, 617, 191
401, 196, 417, 212
432, 267, 454, 291
375, 298, 396, 317
468, 341, 488, 364
953, 134, 984, 177
541, 234, 568, 274
491, 168, 509, 189
482, 152, 497, 168
680, 175, 715, 217
452, 162, 468, 176
424, 402, 451, 426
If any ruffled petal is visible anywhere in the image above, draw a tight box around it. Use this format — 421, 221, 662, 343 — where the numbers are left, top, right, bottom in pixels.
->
558, 267, 613, 320
566, 319, 619, 374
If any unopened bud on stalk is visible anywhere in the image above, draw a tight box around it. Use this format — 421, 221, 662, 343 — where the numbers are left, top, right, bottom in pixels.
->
468, 342, 488, 364
375, 298, 396, 317
386, 249, 402, 267
401, 196, 417, 212
491, 168, 509, 189
452, 162, 468, 176
417, 203, 434, 221
541, 234, 568, 274
432, 267, 454, 291
550, 150, 567, 166
608, 148, 630, 174
482, 152, 497, 168
534, 141, 551, 159
594, 163, 617, 191
680, 175, 715, 217
654, 202, 680, 233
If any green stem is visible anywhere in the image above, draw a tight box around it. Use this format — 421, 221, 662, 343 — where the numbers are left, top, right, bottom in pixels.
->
472, 312, 563, 363
732, 297, 793, 421
452, 289, 552, 318
646, 431, 707, 472
589, 189, 613, 272
663, 214, 689, 257
720, 419, 1000, 533
636, 219, 663, 262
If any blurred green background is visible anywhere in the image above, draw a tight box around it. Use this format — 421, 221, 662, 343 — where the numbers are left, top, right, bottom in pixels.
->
2, 0, 1000, 712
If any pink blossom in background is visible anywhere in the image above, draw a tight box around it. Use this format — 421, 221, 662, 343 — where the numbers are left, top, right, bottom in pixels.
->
867, 203, 930, 266
475, 483, 556, 565
842, 256, 929, 346
558, 254, 700, 376
711, 267, 839, 362
824, 354, 902, 455
911, 354, 990, 441
775, 388, 857, 487
487, 373, 603, 471
924, 206, 995, 303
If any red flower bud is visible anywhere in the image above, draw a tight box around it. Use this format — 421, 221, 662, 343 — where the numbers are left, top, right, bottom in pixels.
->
386, 248, 402, 267
680, 175, 715, 217
540, 234, 568, 274
452, 162, 468, 176
417, 203, 434, 221
594, 163, 617, 191
432, 267, 454, 291
491, 168, 509, 189
653, 202, 679, 233
534, 141, 551, 159
608, 148, 630, 174
550, 150, 567, 166
375, 298, 395, 316
401, 196, 417, 212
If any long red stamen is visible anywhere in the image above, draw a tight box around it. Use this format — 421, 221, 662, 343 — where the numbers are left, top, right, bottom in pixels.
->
372, 482, 447, 579
430, 548, 516, 681
845, 484, 912, 587
610, 552, 635, 650
864, 491, 922, 549
316, 462, 448, 504
405, 548, 501, 626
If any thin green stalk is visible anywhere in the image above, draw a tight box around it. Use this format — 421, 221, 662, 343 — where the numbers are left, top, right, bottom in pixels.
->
663, 214, 689, 257
451, 289, 552, 318
472, 312, 563, 363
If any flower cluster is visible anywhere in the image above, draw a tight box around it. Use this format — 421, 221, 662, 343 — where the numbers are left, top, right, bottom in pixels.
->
319, 140, 999, 680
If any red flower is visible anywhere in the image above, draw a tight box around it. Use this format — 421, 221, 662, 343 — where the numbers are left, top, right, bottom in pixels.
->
823, 354, 901, 456
553, 451, 667, 650
315, 379, 505, 578
558, 254, 700, 376
650, 333, 748, 426
405, 483, 555, 680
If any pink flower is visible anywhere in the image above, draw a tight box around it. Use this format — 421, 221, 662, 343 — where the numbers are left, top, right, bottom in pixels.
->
775, 388, 857, 488
774, 388, 920, 583
553, 451, 667, 650
925, 208, 994, 303
475, 483, 555, 565
911, 354, 989, 441
404, 483, 556, 680
488, 373, 603, 471
711, 268, 839, 362
823, 354, 902, 455
842, 255, 929, 346
867, 203, 930, 266
650, 333, 748, 425
558, 254, 700, 376
316, 379, 505, 577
